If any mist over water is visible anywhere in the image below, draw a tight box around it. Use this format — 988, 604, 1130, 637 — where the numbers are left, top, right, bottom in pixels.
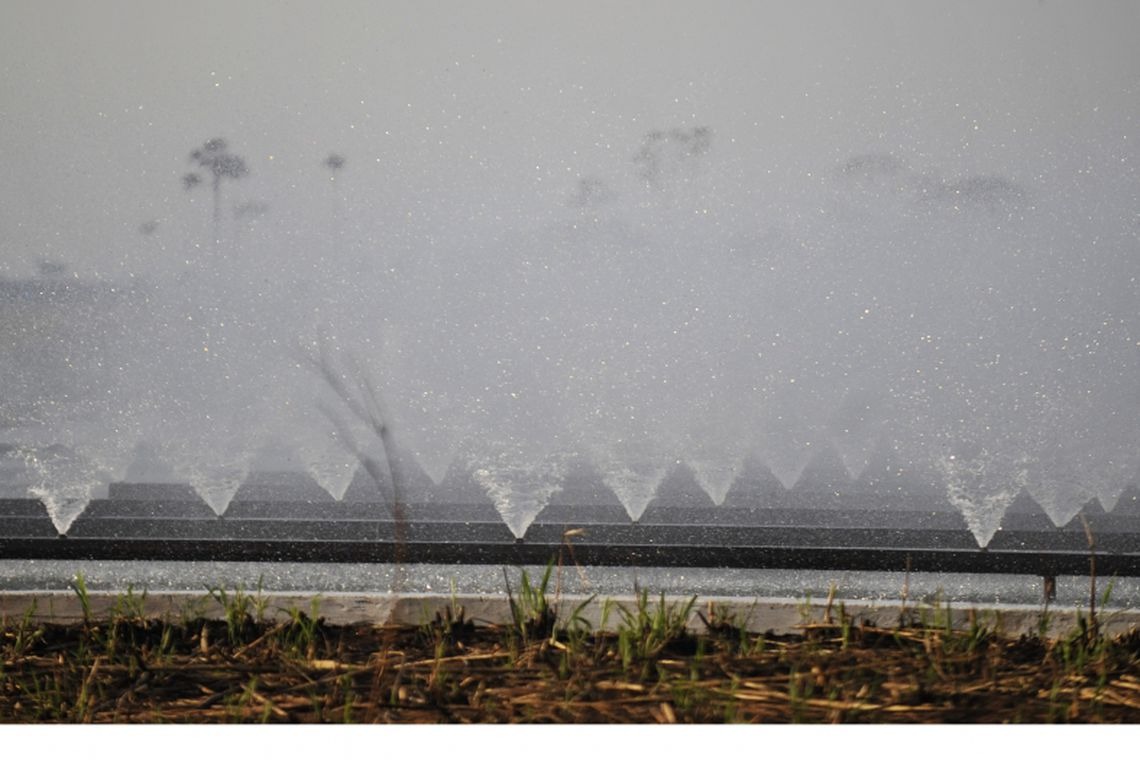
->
1, 2, 1138, 543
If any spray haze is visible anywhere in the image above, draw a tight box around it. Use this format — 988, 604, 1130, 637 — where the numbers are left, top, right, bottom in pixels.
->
1, 2, 1138, 544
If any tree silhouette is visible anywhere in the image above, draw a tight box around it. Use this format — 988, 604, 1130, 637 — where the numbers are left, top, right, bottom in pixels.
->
632, 127, 711, 188
233, 200, 269, 246
324, 153, 346, 173
323, 153, 347, 258
184, 138, 249, 253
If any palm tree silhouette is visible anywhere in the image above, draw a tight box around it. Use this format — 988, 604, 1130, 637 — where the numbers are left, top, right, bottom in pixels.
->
324, 153, 347, 258
185, 138, 249, 253
324, 153, 346, 173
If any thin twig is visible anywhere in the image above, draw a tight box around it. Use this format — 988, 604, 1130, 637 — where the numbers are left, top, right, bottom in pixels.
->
1080, 513, 1098, 640
298, 333, 408, 579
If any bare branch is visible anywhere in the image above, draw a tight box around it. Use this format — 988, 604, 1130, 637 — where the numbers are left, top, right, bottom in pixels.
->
298, 332, 408, 576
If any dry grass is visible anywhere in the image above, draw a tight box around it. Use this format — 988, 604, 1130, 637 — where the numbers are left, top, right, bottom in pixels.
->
3, 584, 1140, 723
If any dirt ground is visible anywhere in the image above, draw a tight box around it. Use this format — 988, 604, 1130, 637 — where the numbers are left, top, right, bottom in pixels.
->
3, 591, 1140, 723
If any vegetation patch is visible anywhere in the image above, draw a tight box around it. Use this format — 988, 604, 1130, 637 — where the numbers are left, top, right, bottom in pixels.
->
2, 572, 1140, 723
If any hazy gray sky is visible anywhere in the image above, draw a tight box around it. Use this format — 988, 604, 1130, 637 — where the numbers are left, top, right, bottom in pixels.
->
2, 0, 1137, 277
